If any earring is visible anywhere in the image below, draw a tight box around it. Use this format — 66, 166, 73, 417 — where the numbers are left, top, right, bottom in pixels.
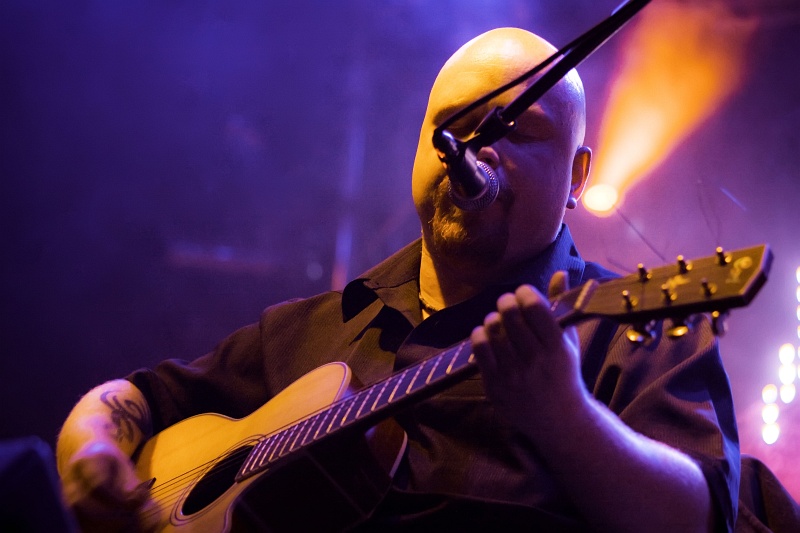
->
566, 197, 578, 209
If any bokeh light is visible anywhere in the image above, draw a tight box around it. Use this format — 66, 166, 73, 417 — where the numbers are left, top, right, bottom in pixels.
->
762, 423, 780, 445
779, 364, 797, 386
762, 384, 779, 404
762, 403, 779, 424
780, 384, 796, 404
779, 343, 796, 365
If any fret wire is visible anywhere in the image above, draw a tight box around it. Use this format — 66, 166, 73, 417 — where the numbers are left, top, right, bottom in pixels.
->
370, 378, 391, 412
265, 431, 285, 460
446, 342, 468, 374
274, 425, 298, 459
268, 427, 293, 462
240, 440, 262, 474
287, 418, 310, 452
338, 397, 358, 426
386, 373, 405, 403
325, 401, 348, 434
313, 406, 334, 440
430, 349, 454, 382
424, 353, 444, 384
405, 359, 429, 394
354, 386, 377, 418
393, 369, 414, 402
257, 437, 276, 468
298, 413, 320, 446
254, 435, 276, 469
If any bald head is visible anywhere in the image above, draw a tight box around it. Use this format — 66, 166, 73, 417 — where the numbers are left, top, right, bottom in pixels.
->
429, 28, 586, 149
412, 28, 592, 280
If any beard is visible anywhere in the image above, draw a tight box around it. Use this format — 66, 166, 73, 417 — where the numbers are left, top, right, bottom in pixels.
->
426, 178, 514, 269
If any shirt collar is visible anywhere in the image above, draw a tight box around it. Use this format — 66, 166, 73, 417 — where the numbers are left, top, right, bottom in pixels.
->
342, 239, 422, 322
498, 224, 586, 295
341, 224, 586, 320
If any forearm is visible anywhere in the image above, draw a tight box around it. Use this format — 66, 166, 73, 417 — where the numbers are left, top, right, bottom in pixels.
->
57, 379, 153, 474
529, 390, 714, 533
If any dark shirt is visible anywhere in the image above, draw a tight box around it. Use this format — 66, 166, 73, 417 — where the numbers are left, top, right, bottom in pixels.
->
128, 225, 739, 531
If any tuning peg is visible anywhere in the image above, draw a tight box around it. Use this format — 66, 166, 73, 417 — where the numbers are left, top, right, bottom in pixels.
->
711, 310, 729, 336
661, 284, 676, 303
700, 278, 717, 298
637, 263, 651, 283
715, 247, 731, 266
621, 290, 637, 311
666, 317, 692, 338
677, 255, 692, 274
626, 321, 656, 344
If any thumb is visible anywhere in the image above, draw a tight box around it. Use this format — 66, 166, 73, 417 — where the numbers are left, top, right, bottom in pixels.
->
547, 270, 570, 300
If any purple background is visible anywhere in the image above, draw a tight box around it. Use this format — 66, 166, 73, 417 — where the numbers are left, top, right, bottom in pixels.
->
2, 0, 799, 493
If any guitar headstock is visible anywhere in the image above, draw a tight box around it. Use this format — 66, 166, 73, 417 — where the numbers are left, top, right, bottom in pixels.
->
556, 245, 772, 337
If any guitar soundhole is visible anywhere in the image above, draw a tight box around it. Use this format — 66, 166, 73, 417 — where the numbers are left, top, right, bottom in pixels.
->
182, 445, 252, 515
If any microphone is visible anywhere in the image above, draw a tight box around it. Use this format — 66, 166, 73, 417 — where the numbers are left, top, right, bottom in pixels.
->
432, 129, 500, 211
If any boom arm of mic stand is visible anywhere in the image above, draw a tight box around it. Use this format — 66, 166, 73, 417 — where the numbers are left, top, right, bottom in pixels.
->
460, 0, 652, 152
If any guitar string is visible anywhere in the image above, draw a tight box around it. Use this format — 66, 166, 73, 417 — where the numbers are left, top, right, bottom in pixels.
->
139, 388, 388, 516
138, 428, 311, 522
142, 365, 410, 503
142, 408, 332, 501
136, 396, 377, 521
138, 343, 473, 521
613, 206, 668, 263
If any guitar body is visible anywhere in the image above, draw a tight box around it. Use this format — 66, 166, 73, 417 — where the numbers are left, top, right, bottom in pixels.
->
135, 362, 406, 532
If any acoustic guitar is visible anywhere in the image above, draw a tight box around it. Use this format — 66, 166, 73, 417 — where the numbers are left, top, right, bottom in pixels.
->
134, 245, 771, 531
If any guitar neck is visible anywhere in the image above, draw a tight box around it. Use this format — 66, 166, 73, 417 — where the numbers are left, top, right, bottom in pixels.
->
237, 243, 771, 482
237, 340, 477, 481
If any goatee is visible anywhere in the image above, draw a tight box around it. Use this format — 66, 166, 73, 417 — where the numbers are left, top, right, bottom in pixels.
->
427, 179, 514, 269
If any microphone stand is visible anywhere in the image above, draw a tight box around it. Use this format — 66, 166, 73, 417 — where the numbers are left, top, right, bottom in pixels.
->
433, 0, 652, 168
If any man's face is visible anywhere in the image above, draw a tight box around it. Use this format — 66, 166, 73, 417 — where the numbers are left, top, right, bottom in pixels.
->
412, 30, 588, 272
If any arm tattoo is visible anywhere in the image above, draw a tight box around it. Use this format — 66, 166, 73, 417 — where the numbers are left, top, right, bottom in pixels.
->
99, 390, 152, 443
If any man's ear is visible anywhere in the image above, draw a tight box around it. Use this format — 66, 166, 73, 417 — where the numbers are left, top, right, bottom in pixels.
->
570, 146, 592, 201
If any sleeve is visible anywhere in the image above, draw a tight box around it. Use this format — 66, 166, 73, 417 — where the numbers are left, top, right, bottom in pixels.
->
124, 290, 351, 435
584, 316, 740, 532
126, 322, 271, 433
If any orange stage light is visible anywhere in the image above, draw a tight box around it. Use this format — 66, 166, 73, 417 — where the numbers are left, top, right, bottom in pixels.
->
584, 0, 759, 216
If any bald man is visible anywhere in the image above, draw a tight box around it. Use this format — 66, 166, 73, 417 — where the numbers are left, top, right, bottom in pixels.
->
57, 28, 738, 532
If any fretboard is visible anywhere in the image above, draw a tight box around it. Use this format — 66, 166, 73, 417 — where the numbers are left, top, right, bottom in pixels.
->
236, 340, 476, 481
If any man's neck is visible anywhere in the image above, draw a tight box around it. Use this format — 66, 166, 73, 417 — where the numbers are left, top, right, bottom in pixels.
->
418, 242, 510, 311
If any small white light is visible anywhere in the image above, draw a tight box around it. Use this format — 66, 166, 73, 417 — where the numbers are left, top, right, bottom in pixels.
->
779, 343, 796, 365
780, 383, 796, 404
797, 286, 800, 304
762, 403, 779, 424
779, 363, 797, 385
762, 384, 778, 404
796, 266, 800, 284
796, 305, 800, 322
762, 423, 780, 445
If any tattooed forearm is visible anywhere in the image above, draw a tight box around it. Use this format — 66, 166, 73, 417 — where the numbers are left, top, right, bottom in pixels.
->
99, 390, 152, 443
